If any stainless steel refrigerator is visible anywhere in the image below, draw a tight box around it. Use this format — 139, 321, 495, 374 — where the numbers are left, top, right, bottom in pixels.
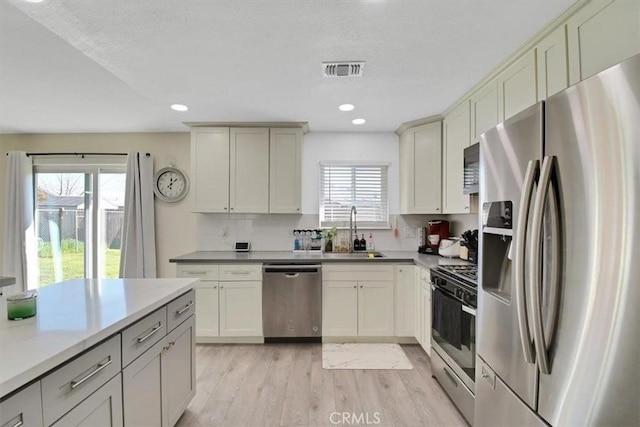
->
476, 54, 639, 426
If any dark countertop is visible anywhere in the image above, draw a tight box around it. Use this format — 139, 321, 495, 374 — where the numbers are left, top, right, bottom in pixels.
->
169, 251, 472, 270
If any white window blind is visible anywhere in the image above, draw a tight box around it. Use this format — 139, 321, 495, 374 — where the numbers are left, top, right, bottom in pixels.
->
320, 163, 389, 228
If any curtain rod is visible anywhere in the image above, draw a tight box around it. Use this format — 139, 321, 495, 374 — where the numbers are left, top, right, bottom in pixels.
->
6, 152, 150, 157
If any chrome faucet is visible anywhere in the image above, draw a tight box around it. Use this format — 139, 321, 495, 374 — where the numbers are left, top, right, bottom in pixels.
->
349, 205, 357, 253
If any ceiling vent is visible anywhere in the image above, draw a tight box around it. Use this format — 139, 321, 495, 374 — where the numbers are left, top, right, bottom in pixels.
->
322, 62, 365, 77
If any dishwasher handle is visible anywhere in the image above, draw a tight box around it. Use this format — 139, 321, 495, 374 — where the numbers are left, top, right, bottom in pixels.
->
263, 264, 321, 274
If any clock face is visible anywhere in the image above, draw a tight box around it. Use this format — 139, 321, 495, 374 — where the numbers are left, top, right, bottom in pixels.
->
154, 167, 189, 202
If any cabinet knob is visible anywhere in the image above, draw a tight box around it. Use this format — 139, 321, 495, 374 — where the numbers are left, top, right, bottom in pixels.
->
213, 286, 217, 289
360, 285, 363, 288
230, 208, 234, 211
436, 208, 440, 211
224, 207, 228, 210
353, 285, 356, 288
296, 208, 300, 211
220, 286, 224, 289
465, 206, 469, 210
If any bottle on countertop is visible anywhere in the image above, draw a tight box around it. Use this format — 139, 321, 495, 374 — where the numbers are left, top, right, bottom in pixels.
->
359, 234, 366, 251
353, 234, 361, 251
367, 232, 375, 252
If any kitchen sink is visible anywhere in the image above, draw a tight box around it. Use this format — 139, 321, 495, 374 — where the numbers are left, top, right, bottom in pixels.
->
323, 251, 386, 259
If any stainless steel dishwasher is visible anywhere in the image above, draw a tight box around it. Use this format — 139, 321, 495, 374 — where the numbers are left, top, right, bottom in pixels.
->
262, 264, 322, 341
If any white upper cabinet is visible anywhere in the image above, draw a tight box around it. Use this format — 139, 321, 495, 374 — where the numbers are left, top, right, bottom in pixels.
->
230, 128, 270, 213
191, 127, 230, 213
269, 128, 302, 213
471, 80, 499, 141
443, 102, 471, 214
497, 50, 538, 122
567, 0, 640, 85
399, 121, 442, 214
191, 126, 303, 214
536, 25, 569, 100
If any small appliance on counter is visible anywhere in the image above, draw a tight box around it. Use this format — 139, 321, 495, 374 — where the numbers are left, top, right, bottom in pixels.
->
418, 220, 450, 254
439, 238, 461, 258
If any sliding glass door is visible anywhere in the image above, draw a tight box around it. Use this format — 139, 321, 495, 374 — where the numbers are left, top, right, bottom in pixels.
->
34, 165, 126, 287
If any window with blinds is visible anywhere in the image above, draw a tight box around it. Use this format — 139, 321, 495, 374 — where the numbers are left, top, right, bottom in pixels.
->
319, 163, 389, 228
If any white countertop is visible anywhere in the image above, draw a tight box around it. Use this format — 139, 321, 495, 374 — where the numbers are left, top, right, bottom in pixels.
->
0, 278, 196, 399
169, 250, 472, 270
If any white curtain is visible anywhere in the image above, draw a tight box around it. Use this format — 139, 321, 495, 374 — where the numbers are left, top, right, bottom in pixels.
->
2, 152, 38, 293
119, 152, 157, 278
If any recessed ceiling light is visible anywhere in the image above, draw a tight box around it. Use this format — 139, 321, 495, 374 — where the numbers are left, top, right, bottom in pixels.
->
352, 118, 366, 125
339, 104, 355, 112
171, 104, 188, 112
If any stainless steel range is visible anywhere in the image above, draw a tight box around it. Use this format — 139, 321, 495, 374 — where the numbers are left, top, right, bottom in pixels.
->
430, 264, 477, 425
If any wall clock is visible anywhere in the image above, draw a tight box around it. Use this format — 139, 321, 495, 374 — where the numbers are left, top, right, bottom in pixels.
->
153, 166, 189, 202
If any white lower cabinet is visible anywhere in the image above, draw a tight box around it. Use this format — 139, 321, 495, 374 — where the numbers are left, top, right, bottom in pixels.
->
323, 281, 359, 336
163, 317, 196, 426
122, 339, 164, 426
0, 382, 44, 427
123, 316, 195, 427
177, 264, 262, 340
52, 374, 123, 427
395, 265, 416, 337
219, 281, 263, 336
357, 281, 394, 336
419, 268, 432, 356
323, 280, 394, 337
323, 264, 395, 338
194, 280, 219, 337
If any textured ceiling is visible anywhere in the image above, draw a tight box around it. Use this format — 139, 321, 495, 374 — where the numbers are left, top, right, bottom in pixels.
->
0, 0, 575, 133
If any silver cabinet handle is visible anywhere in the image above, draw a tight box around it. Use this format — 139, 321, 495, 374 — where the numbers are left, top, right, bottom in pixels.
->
9, 415, 23, 427
230, 271, 250, 275
529, 155, 557, 375
137, 323, 163, 343
185, 271, 207, 275
176, 301, 194, 315
443, 367, 459, 388
285, 273, 299, 279
515, 159, 538, 364
70, 359, 112, 390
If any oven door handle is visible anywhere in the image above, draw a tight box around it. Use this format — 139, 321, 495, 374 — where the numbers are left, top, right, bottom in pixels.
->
462, 305, 476, 316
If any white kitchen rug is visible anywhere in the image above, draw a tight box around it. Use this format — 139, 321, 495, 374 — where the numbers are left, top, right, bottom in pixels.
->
322, 343, 413, 370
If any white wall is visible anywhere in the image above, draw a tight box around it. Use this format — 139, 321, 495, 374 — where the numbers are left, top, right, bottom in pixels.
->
301, 132, 400, 214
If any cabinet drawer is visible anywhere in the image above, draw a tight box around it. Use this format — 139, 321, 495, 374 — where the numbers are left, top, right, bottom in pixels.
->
322, 264, 394, 282
167, 290, 196, 332
176, 264, 219, 280
0, 382, 43, 427
219, 264, 262, 281
121, 306, 167, 367
42, 335, 121, 426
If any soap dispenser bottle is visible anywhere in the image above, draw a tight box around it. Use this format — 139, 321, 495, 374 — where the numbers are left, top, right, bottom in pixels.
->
367, 232, 375, 252
359, 234, 366, 251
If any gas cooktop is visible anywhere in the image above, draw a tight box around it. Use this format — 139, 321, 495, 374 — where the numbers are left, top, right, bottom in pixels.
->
435, 264, 478, 288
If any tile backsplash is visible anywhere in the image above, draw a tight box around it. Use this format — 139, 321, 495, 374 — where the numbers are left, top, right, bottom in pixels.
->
196, 213, 479, 252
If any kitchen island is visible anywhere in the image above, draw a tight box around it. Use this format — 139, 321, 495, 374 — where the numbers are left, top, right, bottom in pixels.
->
0, 278, 197, 426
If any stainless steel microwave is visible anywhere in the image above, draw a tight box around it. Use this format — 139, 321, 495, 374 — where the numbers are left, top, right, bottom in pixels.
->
463, 142, 479, 194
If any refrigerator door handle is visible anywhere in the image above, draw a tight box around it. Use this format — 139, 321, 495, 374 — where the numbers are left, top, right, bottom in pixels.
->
515, 159, 538, 364
529, 155, 559, 375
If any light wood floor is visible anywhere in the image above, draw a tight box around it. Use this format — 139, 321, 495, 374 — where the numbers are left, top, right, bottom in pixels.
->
176, 344, 467, 427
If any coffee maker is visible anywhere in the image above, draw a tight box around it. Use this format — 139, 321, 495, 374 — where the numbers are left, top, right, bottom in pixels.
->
418, 220, 450, 254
